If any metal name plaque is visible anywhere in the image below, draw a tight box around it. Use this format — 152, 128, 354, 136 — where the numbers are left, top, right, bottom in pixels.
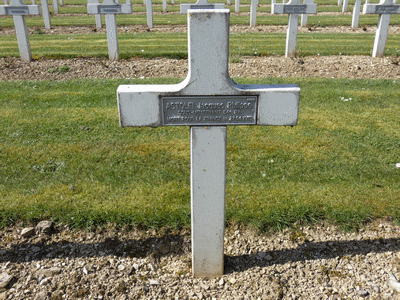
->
375, 6, 400, 14
283, 5, 308, 14
162, 96, 258, 126
5, 6, 29, 15
98, 5, 121, 14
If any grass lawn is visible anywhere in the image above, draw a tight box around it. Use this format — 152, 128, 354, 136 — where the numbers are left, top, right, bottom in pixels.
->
1, 77, 399, 231
1, 31, 400, 59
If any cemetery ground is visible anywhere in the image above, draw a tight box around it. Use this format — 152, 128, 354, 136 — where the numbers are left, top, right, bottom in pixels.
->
2, 66, 400, 298
1, 0, 400, 299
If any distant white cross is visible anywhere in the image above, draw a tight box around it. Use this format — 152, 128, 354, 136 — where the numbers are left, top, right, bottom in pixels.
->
272, 0, 317, 57
87, 0, 132, 60
118, 9, 300, 277
363, 0, 400, 57
0, 0, 41, 61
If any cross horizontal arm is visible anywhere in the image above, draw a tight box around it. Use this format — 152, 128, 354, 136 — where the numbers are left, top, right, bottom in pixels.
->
87, 0, 132, 14
118, 84, 300, 127
0, 4, 40, 15
271, 0, 317, 14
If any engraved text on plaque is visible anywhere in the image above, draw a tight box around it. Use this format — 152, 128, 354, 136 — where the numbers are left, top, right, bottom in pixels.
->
162, 96, 258, 126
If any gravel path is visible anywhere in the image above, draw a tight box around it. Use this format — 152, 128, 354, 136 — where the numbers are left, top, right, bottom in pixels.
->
1, 220, 400, 299
1, 55, 400, 81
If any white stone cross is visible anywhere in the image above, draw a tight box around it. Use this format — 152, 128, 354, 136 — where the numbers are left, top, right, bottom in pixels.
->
87, 0, 132, 60
117, 9, 300, 277
272, 0, 317, 57
363, 0, 400, 57
180, 0, 224, 14
0, 0, 41, 61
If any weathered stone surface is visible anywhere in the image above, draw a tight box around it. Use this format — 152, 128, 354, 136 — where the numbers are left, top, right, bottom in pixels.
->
0, 273, 13, 289
35, 220, 53, 234
35, 267, 61, 278
389, 273, 400, 292
0, 221, 398, 299
20, 227, 35, 238
149, 279, 159, 286
33, 291, 48, 300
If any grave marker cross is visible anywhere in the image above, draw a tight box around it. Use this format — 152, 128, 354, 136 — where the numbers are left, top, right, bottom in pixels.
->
272, 0, 317, 57
87, 0, 132, 60
363, 0, 400, 57
0, 0, 41, 61
118, 9, 300, 277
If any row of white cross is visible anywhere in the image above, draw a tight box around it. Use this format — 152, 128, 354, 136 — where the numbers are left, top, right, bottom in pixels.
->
1, 0, 399, 61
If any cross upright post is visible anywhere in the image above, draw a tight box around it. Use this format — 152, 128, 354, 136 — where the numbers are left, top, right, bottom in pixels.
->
118, 9, 300, 277
272, 0, 317, 57
363, 0, 400, 57
342, 0, 349, 12
53, 0, 59, 14
351, 0, 362, 28
0, 0, 41, 61
146, 0, 153, 29
250, 0, 258, 26
40, 0, 51, 29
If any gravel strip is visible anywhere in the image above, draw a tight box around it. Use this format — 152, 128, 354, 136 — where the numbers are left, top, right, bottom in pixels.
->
1, 55, 400, 81
1, 220, 400, 299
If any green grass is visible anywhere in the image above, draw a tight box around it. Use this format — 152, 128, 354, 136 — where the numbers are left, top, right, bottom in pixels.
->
1, 31, 400, 59
1, 78, 399, 231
